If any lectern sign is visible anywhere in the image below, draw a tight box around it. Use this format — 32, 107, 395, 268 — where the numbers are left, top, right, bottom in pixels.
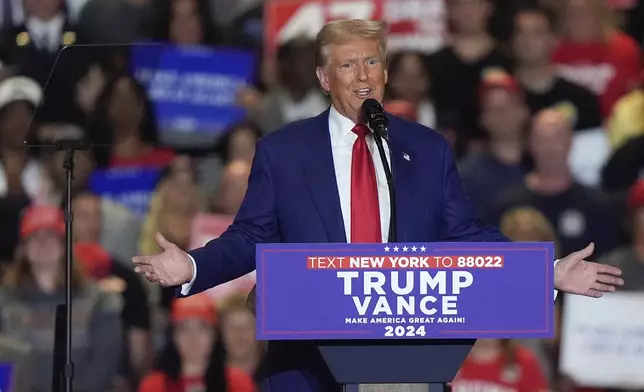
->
255, 242, 554, 340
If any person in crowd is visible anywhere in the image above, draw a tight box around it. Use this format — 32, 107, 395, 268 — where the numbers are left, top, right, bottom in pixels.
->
499, 206, 561, 384
552, 0, 641, 119
239, 38, 329, 134
138, 293, 256, 392
152, 0, 222, 46
88, 73, 175, 169
512, 6, 602, 132
217, 121, 262, 166
598, 180, 644, 290
36, 133, 142, 264
0, 204, 123, 392
0, 76, 51, 201
384, 50, 435, 128
209, 160, 250, 216
72, 190, 154, 387
133, 19, 625, 392
217, 293, 263, 378
428, 0, 513, 153
459, 69, 530, 215
604, 71, 644, 151
139, 163, 203, 314
0, 0, 82, 124
485, 108, 622, 257
451, 339, 549, 392
601, 133, 644, 193
75, 0, 151, 45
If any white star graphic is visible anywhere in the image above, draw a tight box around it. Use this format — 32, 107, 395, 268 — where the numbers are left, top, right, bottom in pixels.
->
420, 246, 426, 252
393, 246, 400, 252
384, 246, 390, 252
402, 246, 409, 252
411, 246, 417, 252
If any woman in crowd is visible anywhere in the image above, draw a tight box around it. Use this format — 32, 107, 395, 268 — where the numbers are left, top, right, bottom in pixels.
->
385, 50, 435, 128
153, 0, 222, 46
0, 204, 123, 392
88, 73, 175, 169
217, 121, 262, 166
218, 293, 263, 378
138, 294, 256, 392
450, 207, 554, 392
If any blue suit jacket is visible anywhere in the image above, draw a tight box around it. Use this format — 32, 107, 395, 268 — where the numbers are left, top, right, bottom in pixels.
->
186, 109, 507, 391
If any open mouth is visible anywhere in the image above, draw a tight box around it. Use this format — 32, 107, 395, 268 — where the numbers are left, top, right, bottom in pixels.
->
355, 88, 372, 99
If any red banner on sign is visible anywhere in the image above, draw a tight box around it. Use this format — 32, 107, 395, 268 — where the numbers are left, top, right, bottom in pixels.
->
265, 0, 447, 59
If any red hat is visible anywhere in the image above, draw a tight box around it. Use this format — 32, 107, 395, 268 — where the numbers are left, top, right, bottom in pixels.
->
75, 242, 112, 280
171, 294, 217, 325
479, 67, 523, 104
20, 205, 65, 239
628, 180, 644, 211
384, 100, 417, 122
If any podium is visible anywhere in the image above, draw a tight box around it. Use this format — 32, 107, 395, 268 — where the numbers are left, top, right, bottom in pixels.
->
255, 242, 555, 391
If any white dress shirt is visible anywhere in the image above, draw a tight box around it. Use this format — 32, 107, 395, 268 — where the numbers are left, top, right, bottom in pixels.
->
182, 105, 559, 299
25, 14, 64, 53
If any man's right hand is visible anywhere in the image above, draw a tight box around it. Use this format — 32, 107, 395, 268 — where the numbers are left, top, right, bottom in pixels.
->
132, 232, 193, 286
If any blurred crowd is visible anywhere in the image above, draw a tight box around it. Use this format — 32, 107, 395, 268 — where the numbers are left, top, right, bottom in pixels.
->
0, 0, 642, 391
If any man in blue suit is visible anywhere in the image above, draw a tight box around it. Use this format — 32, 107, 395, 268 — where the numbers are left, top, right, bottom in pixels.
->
133, 19, 623, 392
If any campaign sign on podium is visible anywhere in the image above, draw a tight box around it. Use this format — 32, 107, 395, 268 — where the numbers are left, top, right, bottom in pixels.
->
256, 242, 555, 340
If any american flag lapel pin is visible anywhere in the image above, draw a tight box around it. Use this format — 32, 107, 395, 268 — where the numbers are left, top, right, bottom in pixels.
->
403, 153, 410, 161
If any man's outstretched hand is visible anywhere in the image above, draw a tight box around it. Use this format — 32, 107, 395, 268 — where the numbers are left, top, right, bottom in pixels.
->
555, 242, 624, 298
132, 232, 193, 287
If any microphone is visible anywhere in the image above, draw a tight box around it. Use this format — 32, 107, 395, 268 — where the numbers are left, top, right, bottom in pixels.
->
361, 98, 389, 139
360, 98, 396, 243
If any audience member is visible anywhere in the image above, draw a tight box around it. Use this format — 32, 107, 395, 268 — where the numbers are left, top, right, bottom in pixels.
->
0, 204, 123, 392
485, 108, 622, 257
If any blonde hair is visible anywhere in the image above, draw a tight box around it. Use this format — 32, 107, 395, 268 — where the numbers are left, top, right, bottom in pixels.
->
500, 207, 560, 257
315, 19, 388, 68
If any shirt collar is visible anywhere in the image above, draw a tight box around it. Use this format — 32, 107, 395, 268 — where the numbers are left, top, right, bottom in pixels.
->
329, 104, 358, 140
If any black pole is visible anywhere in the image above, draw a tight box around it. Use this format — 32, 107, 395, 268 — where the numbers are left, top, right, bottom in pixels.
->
52, 139, 91, 392
373, 133, 396, 243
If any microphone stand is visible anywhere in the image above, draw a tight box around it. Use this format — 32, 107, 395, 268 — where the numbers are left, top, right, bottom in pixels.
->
372, 127, 396, 243
51, 138, 91, 392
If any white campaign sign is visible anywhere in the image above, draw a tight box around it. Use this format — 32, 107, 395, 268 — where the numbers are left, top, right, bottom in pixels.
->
560, 292, 644, 388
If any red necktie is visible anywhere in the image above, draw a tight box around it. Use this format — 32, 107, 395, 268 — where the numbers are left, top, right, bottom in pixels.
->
350, 124, 382, 243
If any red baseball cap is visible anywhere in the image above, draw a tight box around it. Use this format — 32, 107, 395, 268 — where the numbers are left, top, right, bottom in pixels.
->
479, 67, 523, 104
75, 242, 112, 280
628, 180, 644, 211
20, 205, 65, 239
171, 294, 217, 325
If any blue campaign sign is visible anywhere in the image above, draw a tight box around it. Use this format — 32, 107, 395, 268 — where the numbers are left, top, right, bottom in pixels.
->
0, 363, 13, 392
256, 242, 555, 340
130, 44, 255, 147
89, 166, 161, 217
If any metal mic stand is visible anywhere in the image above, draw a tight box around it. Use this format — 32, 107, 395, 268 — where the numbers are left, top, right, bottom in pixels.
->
51, 138, 91, 392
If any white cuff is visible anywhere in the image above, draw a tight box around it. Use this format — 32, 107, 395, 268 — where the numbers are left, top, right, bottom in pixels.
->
553, 259, 559, 301
180, 254, 197, 296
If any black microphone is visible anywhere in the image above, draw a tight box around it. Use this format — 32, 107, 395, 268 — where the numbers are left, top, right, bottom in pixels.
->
361, 98, 396, 243
361, 98, 389, 139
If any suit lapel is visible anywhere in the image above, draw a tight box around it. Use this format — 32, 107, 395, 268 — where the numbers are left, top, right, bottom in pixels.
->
302, 109, 347, 243
386, 116, 416, 243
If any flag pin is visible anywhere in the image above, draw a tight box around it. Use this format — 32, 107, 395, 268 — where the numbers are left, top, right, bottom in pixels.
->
403, 153, 410, 161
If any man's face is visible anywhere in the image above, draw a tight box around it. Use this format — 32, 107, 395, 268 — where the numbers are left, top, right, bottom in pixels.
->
448, 0, 491, 35
0, 102, 33, 149
72, 194, 102, 243
529, 113, 572, 170
23, 0, 60, 20
316, 37, 387, 123
513, 12, 555, 66
480, 88, 528, 140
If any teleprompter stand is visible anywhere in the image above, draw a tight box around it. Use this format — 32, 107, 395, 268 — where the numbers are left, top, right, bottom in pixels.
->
317, 338, 475, 392
51, 139, 92, 392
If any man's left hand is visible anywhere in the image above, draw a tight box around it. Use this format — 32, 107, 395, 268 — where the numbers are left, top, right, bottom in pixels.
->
555, 242, 624, 298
